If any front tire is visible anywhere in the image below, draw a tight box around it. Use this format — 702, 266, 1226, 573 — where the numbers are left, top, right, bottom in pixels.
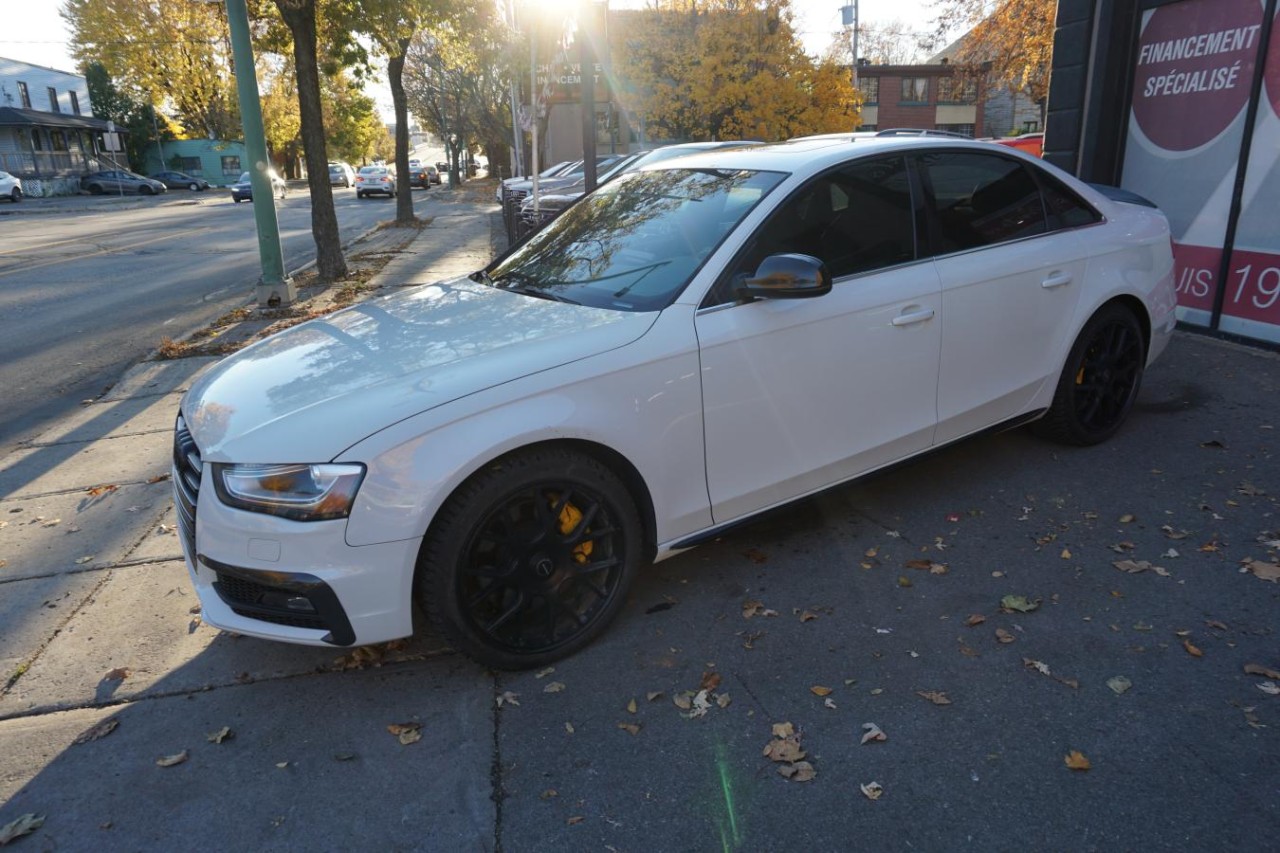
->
189, 182, 199, 191
1036, 303, 1146, 446
418, 448, 644, 670
139, 185, 153, 196
10, 188, 20, 202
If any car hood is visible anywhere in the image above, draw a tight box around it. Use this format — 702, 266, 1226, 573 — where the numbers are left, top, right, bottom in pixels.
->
183, 278, 658, 462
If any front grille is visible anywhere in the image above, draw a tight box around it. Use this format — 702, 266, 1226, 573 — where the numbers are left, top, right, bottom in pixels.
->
214, 571, 328, 631
172, 415, 201, 559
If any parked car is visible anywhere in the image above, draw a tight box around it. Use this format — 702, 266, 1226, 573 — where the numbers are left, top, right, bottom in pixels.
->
995, 132, 1045, 157
0, 170, 21, 202
496, 160, 573, 201
500, 156, 624, 206
174, 137, 1176, 669
355, 165, 396, 198
520, 142, 764, 232
409, 159, 421, 170
230, 170, 287, 203
427, 165, 441, 185
81, 170, 168, 195
151, 170, 210, 191
407, 164, 431, 189
328, 162, 356, 188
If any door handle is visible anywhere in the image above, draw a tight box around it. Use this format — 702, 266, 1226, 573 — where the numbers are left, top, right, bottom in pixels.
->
1041, 271, 1073, 289
891, 308, 935, 327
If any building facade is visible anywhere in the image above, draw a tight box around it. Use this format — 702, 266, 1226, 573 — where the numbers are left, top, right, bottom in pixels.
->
1047, 0, 1280, 346
140, 138, 249, 188
854, 63, 986, 136
0, 57, 114, 196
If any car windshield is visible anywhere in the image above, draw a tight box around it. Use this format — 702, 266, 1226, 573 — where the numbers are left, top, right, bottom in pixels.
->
359, 167, 387, 176
237, 172, 251, 183
483, 168, 783, 312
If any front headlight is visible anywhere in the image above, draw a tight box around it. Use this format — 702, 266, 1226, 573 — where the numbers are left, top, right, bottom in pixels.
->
211, 463, 365, 521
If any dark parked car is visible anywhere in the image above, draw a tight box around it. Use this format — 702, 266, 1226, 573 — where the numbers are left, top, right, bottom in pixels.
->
230, 170, 287, 203
328, 163, 356, 187
81, 170, 167, 195
427, 165, 441, 185
151, 170, 210, 191
408, 165, 431, 189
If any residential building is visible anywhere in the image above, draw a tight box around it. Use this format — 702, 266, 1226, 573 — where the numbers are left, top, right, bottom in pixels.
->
141, 138, 248, 188
854, 63, 986, 137
0, 57, 116, 196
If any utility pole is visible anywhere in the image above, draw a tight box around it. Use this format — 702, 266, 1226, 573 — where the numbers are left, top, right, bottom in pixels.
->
222, 0, 294, 307
580, 4, 596, 195
841, 2, 860, 88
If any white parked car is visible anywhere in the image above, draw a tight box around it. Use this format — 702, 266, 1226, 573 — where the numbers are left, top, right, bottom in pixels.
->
355, 165, 396, 198
0, 170, 23, 202
174, 138, 1177, 669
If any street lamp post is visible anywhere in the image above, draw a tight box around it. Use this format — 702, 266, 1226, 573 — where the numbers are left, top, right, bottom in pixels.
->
217, 0, 294, 307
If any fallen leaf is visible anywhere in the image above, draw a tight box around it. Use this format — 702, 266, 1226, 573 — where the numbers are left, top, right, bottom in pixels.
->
743, 547, 769, 564
859, 781, 884, 800
700, 671, 722, 691
0, 814, 45, 845
823, 697, 837, 710
1160, 525, 1189, 540
965, 614, 987, 627
1205, 620, 1228, 631
673, 691, 694, 711
917, 690, 951, 706
540, 788, 558, 800
387, 722, 422, 745
1022, 658, 1080, 688
647, 691, 664, 702
496, 691, 520, 707
864, 547, 879, 558
543, 681, 566, 694
810, 685, 833, 697
206, 726, 233, 744
564, 722, 575, 734
103, 667, 129, 682
617, 722, 642, 736
40, 518, 61, 528
716, 693, 732, 708
778, 761, 816, 782
686, 689, 713, 718
75, 555, 95, 565
763, 735, 806, 763
86, 484, 119, 497
995, 628, 1016, 644
1182, 638, 1204, 658
1119, 513, 1136, 523
798, 609, 819, 622
333, 752, 357, 761
566, 816, 585, 826
1112, 559, 1170, 577
73, 719, 119, 745
626, 698, 638, 714
860, 722, 887, 744
946, 513, 961, 522
1109, 541, 1135, 553
1060, 548, 1072, 559
156, 750, 189, 768
1244, 663, 1280, 679
534, 666, 555, 679
1106, 676, 1132, 695
897, 575, 913, 588
1257, 682, 1280, 696
1064, 750, 1091, 771
742, 600, 778, 619
1243, 559, 1280, 583
1000, 595, 1040, 613
1238, 482, 1265, 496
146, 473, 171, 484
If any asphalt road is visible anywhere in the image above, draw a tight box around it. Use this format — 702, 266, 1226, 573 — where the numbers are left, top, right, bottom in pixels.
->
0, 185, 422, 452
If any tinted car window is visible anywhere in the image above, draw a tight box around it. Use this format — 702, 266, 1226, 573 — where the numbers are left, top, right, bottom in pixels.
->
919, 151, 1046, 252
1039, 173, 1102, 230
715, 156, 916, 301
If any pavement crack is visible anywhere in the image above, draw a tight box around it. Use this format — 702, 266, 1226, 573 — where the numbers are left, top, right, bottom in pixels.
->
2, 569, 114, 699
490, 671, 505, 853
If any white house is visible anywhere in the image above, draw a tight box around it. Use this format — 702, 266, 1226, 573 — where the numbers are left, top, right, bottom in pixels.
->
0, 57, 115, 196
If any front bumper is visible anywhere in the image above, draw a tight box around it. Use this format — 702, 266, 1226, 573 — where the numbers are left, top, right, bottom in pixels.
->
173, 420, 420, 647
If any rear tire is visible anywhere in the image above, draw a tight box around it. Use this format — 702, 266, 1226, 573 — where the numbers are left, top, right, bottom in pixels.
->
88, 184, 103, 195
418, 448, 643, 670
189, 182, 199, 191
1036, 303, 1146, 446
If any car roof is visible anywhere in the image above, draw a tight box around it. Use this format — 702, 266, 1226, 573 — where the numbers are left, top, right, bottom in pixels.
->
636, 136, 1036, 177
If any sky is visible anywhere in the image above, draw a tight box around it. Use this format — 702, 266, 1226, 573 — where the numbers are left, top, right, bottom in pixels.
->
0, 0, 942, 118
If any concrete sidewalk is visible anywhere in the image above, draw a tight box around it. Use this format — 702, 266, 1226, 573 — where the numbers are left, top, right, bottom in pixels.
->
0, 189, 503, 848
1, 189, 1278, 850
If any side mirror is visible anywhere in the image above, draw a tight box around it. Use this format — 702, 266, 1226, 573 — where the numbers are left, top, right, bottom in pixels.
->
736, 253, 832, 301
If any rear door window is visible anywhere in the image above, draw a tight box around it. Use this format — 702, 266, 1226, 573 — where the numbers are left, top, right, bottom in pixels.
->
918, 151, 1047, 254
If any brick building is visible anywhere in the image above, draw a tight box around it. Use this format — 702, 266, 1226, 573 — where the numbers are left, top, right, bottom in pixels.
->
854, 63, 986, 137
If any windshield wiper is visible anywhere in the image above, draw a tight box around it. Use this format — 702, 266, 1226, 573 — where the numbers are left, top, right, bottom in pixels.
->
491, 272, 581, 305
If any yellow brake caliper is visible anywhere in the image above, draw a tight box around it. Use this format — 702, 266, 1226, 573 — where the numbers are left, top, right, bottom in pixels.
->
554, 497, 594, 564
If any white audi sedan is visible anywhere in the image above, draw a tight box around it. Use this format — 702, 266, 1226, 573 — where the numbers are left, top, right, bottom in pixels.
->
175, 138, 1177, 668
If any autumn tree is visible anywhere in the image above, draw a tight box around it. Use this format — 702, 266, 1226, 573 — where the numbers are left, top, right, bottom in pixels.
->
63, 0, 240, 139
613, 0, 857, 142
403, 12, 515, 179
273, 0, 347, 280
357, 0, 465, 224
931, 0, 1056, 117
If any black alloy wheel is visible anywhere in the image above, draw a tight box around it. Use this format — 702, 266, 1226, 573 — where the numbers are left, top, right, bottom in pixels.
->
419, 448, 643, 669
1037, 303, 1146, 446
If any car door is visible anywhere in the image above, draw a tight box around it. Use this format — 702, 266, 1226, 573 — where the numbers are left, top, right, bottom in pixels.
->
916, 150, 1088, 444
695, 155, 943, 523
